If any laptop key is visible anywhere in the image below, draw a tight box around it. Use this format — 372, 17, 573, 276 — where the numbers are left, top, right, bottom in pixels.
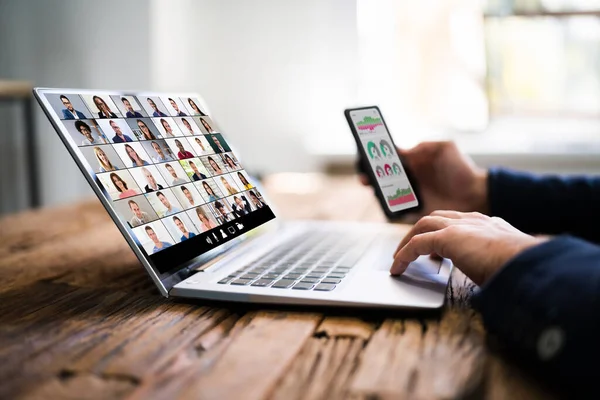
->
251, 279, 274, 287
272, 279, 296, 288
321, 278, 341, 284
262, 274, 281, 279
314, 283, 336, 291
334, 267, 351, 273
293, 282, 315, 290
231, 279, 252, 285
300, 278, 319, 284
326, 274, 345, 279
318, 262, 335, 267
284, 274, 303, 280
218, 277, 233, 284
305, 274, 324, 279
291, 267, 310, 273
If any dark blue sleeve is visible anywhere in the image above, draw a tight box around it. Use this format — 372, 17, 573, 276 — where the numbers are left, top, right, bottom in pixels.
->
488, 168, 600, 243
472, 236, 600, 394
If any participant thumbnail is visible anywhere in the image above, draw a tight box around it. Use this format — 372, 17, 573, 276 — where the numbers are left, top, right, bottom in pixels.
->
392, 162, 403, 175
81, 94, 122, 119
231, 170, 254, 190
63, 119, 110, 146
187, 205, 219, 233
207, 133, 230, 154
97, 119, 137, 143
114, 142, 152, 167
201, 155, 226, 176
156, 161, 190, 186
247, 189, 267, 209
129, 165, 168, 193
161, 97, 188, 117
215, 173, 241, 196
195, 178, 223, 202
152, 117, 183, 138
140, 96, 169, 117
366, 141, 381, 160
80, 144, 126, 173
112, 95, 148, 118
133, 220, 175, 255
221, 152, 241, 172
97, 170, 141, 200
112, 194, 158, 228
208, 199, 235, 224
175, 117, 201, 136
180, 158, 209, 181
165, 137, 195, 160
384, 164, 393, 176
182, 97, 207, 116
127, 118, 162, 141
188, 135, 214, 157
195, 116, 219, 134
172, 183, 204, 209
226, 193, 254, 218
145, 188, 184, 218
380, 139, 393, 158
140, 139, 176, 164
47, 93, 92, 120
163, 212, 198, 243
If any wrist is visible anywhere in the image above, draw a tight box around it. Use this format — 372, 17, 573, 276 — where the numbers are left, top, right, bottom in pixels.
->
472, 169, 489, 215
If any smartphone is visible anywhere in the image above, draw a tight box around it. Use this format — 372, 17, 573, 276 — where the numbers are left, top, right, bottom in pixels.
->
345, 106, 421, 220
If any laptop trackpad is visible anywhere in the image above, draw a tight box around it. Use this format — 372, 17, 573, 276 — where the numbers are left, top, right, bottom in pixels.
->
373, 254, 441, 275
373, 239, 441, 275
403, 256, 442, 275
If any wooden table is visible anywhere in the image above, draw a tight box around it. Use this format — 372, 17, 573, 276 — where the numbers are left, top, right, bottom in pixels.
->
0, 175, 552, 399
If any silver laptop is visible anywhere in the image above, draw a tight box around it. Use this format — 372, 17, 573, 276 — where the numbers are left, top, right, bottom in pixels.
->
34, 88, 452, 310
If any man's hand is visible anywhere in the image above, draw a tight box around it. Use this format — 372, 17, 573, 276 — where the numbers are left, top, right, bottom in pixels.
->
392, 211, 545, 286
359, 141, 489, 218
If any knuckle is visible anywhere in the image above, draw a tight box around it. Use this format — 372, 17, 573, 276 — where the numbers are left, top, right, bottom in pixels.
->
408, 235, 422, 247
444, 224, 461, 235
468, 211, 487, 219
420, 215, 436, 225
415, 216, 434, 229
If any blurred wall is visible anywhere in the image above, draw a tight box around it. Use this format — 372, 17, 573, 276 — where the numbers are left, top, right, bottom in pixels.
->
148, 0, 358, 175
0, 0, 358, 212
0, 0, 152, 210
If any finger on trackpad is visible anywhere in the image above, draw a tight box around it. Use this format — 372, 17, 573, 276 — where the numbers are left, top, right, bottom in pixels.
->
403, 255, 442, 276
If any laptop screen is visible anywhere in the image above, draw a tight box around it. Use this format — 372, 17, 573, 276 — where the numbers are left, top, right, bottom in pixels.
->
36, 89, 276, 276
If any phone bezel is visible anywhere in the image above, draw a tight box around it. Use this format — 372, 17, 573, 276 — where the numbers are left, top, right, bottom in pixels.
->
344, 105, 422, 220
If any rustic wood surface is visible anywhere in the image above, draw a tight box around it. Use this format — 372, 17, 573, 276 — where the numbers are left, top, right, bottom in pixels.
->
0, 174, 553, 400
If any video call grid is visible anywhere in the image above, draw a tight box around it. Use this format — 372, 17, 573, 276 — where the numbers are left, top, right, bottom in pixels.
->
52, 93, 268, 254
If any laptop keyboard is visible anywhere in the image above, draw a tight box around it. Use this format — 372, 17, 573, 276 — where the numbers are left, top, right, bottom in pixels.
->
217, 231, 372, 291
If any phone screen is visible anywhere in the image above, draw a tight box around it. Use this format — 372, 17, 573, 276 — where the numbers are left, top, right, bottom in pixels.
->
349, 107, 419, 212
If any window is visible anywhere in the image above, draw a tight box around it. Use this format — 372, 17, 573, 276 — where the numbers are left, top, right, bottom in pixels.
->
355, 0, 489, 147
484, 0, 600, 117
353, 0, 600, 143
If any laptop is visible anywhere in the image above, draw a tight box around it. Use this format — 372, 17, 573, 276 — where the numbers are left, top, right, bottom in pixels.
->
34, 88, 452, 309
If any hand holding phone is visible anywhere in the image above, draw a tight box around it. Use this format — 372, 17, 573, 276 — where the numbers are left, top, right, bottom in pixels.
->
345, 106, 422, 220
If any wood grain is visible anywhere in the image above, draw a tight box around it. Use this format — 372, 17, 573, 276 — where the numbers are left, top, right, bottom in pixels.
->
0, 175, 550, 399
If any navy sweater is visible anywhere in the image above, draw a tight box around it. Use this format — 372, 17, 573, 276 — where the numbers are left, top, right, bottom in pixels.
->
473, 168, 600, 393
